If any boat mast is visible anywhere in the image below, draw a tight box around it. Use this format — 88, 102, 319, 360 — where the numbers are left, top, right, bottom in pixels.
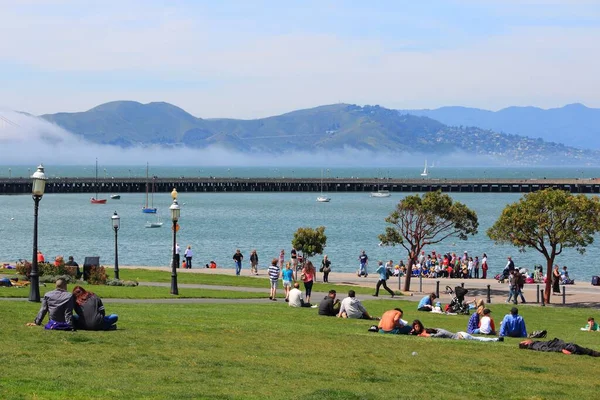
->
145, 163, 149, 208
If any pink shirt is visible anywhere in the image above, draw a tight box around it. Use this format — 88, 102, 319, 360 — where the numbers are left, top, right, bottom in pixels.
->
302, 270, 314, 282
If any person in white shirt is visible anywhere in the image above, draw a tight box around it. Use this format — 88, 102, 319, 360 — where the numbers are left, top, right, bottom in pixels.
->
184, 245, 193, 269
288, 283, 312, 308
474, 308, 496, 335
175, 243, 181, 269
338, 290, 374, 319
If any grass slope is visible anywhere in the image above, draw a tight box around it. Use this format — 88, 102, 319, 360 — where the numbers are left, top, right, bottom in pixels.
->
1, 299, 598, 399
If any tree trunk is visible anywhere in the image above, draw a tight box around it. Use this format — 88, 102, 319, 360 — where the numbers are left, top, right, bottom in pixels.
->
544, 258, 554, 304
403, 258, 414, 292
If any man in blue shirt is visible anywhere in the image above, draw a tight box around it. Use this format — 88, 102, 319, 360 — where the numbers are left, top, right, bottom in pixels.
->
499, 307, 528, 338
417, 293, 437, 311
373, 261, 395, 297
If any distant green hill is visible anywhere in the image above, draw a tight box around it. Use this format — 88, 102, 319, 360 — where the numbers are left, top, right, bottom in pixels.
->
40, 101, 599, 164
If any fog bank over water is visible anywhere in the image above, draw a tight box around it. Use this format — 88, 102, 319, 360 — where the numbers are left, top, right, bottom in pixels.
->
0, 110, 506, 168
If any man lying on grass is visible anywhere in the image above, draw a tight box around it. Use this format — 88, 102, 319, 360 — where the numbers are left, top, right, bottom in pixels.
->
519, 338, 600, 357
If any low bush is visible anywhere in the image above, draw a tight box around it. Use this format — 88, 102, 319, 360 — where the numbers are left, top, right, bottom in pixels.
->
39, 275, 76, 284
106, 279, 139, 287
15, 260, 77, 279
87, 266, 108, 285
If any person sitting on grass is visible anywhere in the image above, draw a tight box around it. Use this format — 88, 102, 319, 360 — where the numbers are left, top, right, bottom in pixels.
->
378, 308, 411, 334
338, 290, 375, 319
410, 319, 502, 342
417, 293, 437, 312
288, 282, 314, 308
466, 299, 485, 333
499, 307, 527, 338
581, 317, 599, 332
473, 309, 496, 335
72, 286, 118, 330
519, 338, 600, 357
26, 278, 74, 330
318, 289, 340, 316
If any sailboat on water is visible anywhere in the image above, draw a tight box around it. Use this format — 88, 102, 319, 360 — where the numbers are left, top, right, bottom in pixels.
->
90, 159, 107, 204
142, 163, 157, 213
316, 169, 331, 202
421, 160, 429, 177
145, 214, 163, 228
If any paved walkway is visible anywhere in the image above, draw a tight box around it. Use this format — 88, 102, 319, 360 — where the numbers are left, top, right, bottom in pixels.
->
3, 265, 599, 307
120, 266, 600, 307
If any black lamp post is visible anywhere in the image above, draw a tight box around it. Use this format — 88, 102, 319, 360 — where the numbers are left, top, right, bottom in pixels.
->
111, 211, 120, 280
170, 188, 180, 295
29, 164, 47, 302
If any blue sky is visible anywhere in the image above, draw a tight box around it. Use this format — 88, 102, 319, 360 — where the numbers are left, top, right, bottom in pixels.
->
1, 0, 599, 118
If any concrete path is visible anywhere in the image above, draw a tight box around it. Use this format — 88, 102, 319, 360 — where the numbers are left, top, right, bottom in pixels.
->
3, 265, 599, 307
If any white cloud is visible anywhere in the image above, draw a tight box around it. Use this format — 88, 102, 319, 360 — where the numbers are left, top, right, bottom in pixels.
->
0, 2, 599, 117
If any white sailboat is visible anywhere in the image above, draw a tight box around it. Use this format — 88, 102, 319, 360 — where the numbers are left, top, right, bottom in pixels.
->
316, 169, 331, 202
145, 215, 163, 228
370, 189, 391, 198
421, 160, 429, 177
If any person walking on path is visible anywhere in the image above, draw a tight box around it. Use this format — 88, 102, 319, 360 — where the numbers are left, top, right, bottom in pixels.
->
281, 262, 294, 302
268, 258, 280, 301
301, 260, 316, 304
358, 250, 369, 277
481, 253, 488, 279
506, 270, 518, 304
291, 247, 298, 271
184, 246, 193, 269
233, 249, 244, 276
516, 270, 526, 303
250, 249, 259, 275
321, 255, 331, 283
374, 261, 394, 297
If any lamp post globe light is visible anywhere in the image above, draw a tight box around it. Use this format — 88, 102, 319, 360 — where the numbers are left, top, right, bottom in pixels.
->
111, 211, 120, 280
170, 188, 180, 295
29, 164, 47, 302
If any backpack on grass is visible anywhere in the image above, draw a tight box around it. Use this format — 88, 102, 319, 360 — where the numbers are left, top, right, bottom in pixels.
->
529, 330, 547, 339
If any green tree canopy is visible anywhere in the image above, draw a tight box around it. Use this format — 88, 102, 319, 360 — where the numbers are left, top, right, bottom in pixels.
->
487, 188, 600, 303
291, 226, 327, 260
378, 191, 478, 291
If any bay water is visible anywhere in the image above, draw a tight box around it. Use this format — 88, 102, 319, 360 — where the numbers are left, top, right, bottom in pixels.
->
1, 174, 599, 281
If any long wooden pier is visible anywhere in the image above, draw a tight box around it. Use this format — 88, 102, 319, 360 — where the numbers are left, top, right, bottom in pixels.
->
1, 177, 600, 195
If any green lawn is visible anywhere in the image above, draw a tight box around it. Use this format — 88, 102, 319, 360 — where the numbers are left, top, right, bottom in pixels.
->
0, 268, 387, 297
2, 299, 599, 399
112, 268, 381, 295
0, 284, 271, 299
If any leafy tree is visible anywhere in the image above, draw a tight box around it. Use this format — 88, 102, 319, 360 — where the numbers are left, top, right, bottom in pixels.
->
291, 226, 327, 261
487, 189, 600, 303
378, 191, 478, 291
